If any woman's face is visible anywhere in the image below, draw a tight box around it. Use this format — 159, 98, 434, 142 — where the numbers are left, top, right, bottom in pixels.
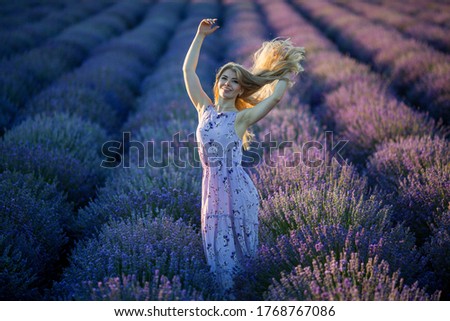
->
218, 69, 242, 100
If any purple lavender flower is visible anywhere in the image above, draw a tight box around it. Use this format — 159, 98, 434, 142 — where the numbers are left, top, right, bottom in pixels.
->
367, 135, 449, 243
0, 170, 71, 299
53, 214, 215, 300
264, 251, 440, 301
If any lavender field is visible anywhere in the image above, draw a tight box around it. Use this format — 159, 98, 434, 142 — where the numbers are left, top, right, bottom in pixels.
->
0, 0, 448, 301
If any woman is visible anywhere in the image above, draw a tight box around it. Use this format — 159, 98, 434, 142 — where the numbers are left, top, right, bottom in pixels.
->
183, 18, 305, 295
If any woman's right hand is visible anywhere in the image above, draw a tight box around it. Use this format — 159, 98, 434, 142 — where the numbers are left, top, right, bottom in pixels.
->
197, 18, 220, 36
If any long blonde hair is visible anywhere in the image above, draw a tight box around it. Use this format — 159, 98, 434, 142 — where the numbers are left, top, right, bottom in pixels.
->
213, 38, 305, 150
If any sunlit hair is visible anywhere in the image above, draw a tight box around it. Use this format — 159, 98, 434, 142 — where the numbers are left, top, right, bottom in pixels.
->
213, 38, 306, 150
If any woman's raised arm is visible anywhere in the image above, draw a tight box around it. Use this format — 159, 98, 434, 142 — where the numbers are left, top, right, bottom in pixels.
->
240, 78, 290, 127
182, 19, 220, 111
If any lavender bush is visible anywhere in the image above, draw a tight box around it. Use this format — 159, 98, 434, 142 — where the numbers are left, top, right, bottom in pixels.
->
122, 100, 197, 135
0, 0, 147, 116
253, 99, 324, 147
293, 0, 450, 124
303, 52, 379, 107
0, 170, 71, 299
92, 0, 187, 66
56, 53, 142, 122
234, 222, 428, 300
0, 113, 108, 207
367, 136, 449, 242
422, 210, 450, 299
80, 272, 205, 301
16, 85, 120, 132
0, 144, 99, 208
259, 0, 443, 165
0, 1, 112, 58
52, 1, 147, 52
53, 214, 215, 300
367, 136, 449, 191
323, 80, 441, 162
376, 0, 450, 28
264, 251, 440, 301
133, 118, 199, 165
75, 165, 202, 239
256, 162, 391, 244
2, 112, 107, 169
396, 164, 449, 243
0, 41, 86, 107
335, 0, 450, 52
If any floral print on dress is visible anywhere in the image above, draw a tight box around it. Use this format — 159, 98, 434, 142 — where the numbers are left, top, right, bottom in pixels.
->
196, 104, 259, 293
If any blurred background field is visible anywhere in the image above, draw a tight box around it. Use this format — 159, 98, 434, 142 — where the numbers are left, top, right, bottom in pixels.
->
0, 0, 448, 301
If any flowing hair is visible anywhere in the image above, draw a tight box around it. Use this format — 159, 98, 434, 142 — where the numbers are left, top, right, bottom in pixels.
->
213, 38, 306, 150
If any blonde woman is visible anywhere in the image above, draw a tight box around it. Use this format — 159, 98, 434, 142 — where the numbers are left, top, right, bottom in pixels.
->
183, 18, 305, 296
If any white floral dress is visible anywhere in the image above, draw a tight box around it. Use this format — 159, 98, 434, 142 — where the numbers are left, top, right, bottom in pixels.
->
196, 104, 259, 292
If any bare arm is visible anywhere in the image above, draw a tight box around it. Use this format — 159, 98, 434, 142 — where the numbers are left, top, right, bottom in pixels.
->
182, 19, 220, 111
240, 79, 290, 127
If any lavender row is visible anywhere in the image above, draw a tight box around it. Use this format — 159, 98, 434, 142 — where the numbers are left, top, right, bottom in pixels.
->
303, 0, 447, 297
20, 1, 187, 134
121, 0, 222, 171
55, 1, 225, 300
293, 0, 450, 124
0, 1, 148, 133
259, 0, 440, 164
260, 0, 447, 227
236, 159, 438, 300
0, 114, 108, 300
221, 0, 427, 300
265, 252, 438, 300
367, 136, 449, 244
221, 0, 269, 64
0, 0, 69, 29
0, 113, 108, 208
0, 1, 192, 300
332, 0, 450, 53
367, 0, 450, 29
0, 0, 115, 59
244, 159, 443, 298
0, 0, 169, 295
0, 170, 73, 299
12, 0, 188, 224
249, 0, 443, 300
266, 0, 448, 265
53, 215, 215, 300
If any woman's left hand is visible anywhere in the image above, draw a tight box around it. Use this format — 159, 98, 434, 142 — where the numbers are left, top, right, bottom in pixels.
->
197, 18, 220, 36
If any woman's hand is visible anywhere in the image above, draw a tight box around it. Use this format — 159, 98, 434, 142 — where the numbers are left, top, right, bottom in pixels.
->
197, 18, 220, 36
281, 71, 297, 86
